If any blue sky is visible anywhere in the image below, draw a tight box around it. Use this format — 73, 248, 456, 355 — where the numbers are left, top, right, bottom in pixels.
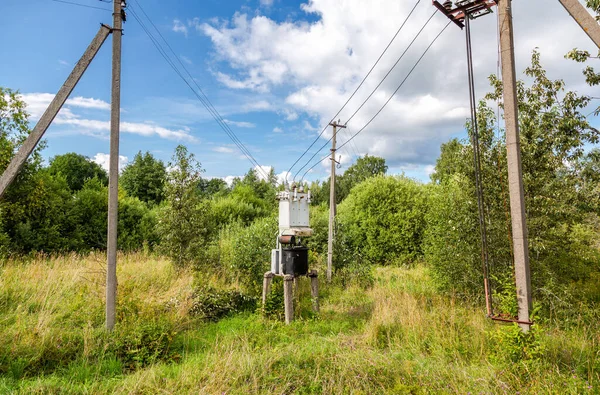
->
1, 0, 598, 183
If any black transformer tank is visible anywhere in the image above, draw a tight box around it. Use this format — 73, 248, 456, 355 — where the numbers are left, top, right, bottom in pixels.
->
281, 246, 309, 276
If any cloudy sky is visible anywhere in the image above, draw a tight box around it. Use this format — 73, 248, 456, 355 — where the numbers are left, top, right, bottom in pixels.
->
0, 0, 598, 183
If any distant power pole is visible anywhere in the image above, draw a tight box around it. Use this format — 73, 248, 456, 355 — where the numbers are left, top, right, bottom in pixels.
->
106, 0, 126, 331
327, 120, 345, 283
498, 0, 532, 332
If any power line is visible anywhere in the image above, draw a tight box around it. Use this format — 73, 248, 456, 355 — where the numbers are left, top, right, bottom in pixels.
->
293, 9, 438, 182
128, 3, 269, 180
285, 0, 423, 181
127, 2, 270, 180
50, 0, 111, 11
299, 21, 452, 182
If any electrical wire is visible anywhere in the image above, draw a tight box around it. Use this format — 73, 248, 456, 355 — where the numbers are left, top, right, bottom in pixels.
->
127, 2, 270, 180
299, 21, 452, 182
285, 0, 423, 181
50, 0, 111, 11
293, 9, 439, 182
129, 3, 269, 180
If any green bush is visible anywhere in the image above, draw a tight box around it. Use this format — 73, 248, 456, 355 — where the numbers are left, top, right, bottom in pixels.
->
336, 175, 427, 266
189, 286, 256, 321
488, 323, 545, 364
103, 319, 181, 372
217, 215, 277, 296
231, 215, 277, 295
423, 175, 482, 294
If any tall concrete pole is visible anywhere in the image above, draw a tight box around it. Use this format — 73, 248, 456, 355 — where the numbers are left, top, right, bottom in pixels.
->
327, 122, 337, 283
0, 25, 111, 198
498, 0, 532, 332
106, 0, 124, 331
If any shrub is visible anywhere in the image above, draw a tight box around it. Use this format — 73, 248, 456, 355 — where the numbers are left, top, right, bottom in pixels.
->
189, 286, 256, 321
336, 175, 427, 265
226, 215, 277, 296
423, 175, 482, 294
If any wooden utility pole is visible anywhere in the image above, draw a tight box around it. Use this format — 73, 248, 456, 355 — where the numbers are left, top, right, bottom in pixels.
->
0, 24, 111, 198
106, 0, 125, 331
327, 120, 345, 282
498, 0, 532, 332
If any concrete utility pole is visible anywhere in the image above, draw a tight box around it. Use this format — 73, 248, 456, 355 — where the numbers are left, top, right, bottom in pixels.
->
106, 0, 125, 331
327, 120, 346, 282
0, 24, 111, 198
498, 0, 532, 332
559, 0, 600, 49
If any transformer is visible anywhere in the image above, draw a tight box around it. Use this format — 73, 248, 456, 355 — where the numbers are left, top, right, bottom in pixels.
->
271, 184, 312, 276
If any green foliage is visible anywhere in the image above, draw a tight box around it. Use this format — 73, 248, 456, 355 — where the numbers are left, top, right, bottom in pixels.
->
488, 324, 545, 364
210, 183, 273, 228
427, 51, 600, 311
311, 155, 388, 205
198, 177, 228, 198
158, 145, 211, 268
337, 175, 427, 265
424, 175, 482, 294
2, 170, 78, 253
70, 178, 108, 250
305, 203, 329, 256
120, 151, 167, 205
221, 215, 277, 296
118, 196, 159, 251
47, 152, 107, 192
261, 278, 284, 320
189, 285, 256, 321
104, 319, 181, 371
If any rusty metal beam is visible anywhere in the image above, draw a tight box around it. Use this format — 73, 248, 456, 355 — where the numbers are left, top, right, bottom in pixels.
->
433, 0, 497, 28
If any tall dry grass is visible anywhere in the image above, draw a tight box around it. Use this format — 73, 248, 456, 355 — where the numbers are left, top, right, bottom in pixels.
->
1, 255, 599, 394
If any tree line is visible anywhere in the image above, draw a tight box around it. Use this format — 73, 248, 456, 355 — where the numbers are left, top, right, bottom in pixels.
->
1, 50, 598, 316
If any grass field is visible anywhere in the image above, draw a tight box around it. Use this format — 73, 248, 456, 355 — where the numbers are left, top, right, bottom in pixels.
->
0, 253, 598, 394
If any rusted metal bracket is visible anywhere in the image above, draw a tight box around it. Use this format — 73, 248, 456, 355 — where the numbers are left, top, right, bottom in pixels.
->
432, 0, 498, 29
489, 315, 534, 326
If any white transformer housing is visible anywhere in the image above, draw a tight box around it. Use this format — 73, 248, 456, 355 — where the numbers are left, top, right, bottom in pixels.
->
271, 187, 313, 275
277, 189, 312, 236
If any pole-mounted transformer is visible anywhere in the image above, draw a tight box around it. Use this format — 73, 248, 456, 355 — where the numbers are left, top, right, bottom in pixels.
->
262, 183, 319, 324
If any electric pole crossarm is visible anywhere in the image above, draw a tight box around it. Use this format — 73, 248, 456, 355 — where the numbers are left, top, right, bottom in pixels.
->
0, 24, 112, 198
559, 0, 600, 49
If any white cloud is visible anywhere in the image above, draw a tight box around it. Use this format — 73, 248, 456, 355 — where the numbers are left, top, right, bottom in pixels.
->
243, 100, 272, 111
254, 165, 272, 181
92, 153, 129, 172
58, 60, 69, 66
223, 119, 256, 128
19, 92, 196, 142
19, 93, 110, 120
260, 0, 274, 6
172, 19, 188, 36
199, 0, 599, 171
181, 55, 193, 65
273, 127, 283, 133
223, 175, 237, 186
277, 170, 291, 185
213, 146, 236, 154
425, 164, 435, 177
67, 96, 111, 110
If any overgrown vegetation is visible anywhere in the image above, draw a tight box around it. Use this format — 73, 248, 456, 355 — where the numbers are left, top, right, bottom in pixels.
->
1, 254, 598, 393
0, 46, 599, 393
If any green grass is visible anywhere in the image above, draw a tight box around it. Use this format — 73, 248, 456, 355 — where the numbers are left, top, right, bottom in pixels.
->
0, 253, 599, 394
